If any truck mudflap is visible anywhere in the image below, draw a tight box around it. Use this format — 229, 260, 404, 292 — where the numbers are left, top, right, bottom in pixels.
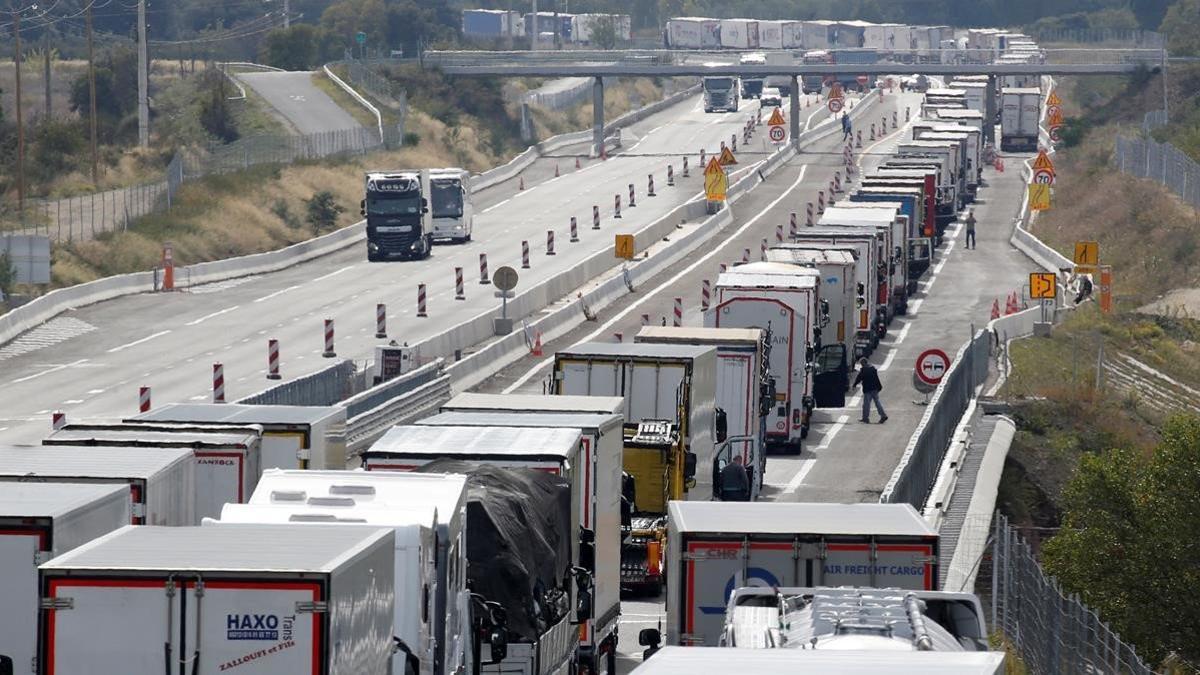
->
483, 613, 577, 675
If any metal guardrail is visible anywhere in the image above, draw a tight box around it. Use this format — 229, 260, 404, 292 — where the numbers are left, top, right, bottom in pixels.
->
343, 359, 452, 454
237, 359, 357, 406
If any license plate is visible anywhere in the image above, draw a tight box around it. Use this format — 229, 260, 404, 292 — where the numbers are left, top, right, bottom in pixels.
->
377, 225, 412, 233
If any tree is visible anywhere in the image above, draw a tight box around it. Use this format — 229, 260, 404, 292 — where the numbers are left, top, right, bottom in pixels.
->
198, 72, 238, 143
591, 15, 619, 50
1041, 415, 1200, 665
1162, 0, 1200, 55
305, 191, 344, 234
261, 25, 322, 70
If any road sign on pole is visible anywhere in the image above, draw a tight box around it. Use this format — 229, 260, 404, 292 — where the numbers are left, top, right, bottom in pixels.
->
1032, 168, 1055, 184
615, 234, 635, 260
1032, 150, 1055, 174
1073, 241, 1099, 267
1028, 183, 1052, 211
1048, 126, 1062, 143
768, 125, 786, 143
718, 147, 738, 166
1099, 266, 1113, 313
915, 348, 951, 387
828, 97, 844, 113
1029, 272, 1057, 299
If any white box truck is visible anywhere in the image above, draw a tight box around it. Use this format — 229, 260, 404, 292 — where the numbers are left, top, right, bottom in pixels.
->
719, 19, 758, 49
415, 411, 622, 673
0, 483, 129, 675
662, 501, 939, 647
764, 246, 857, 406
779, 20, 803, 49
705, 262, 821, 450
128, 403, 347, 471
1000, 87, 1042, 152
44, 423, 263, 523
782, 228, 880, 357
896, 141, 962, 211
442, 392, 624, 416
429, 168, 475, 244
38, 524, 395, 675
628, 647, 1005, 674
757, 20, 783, 50
248, 470, 473, 675
664, 18, 701, 49
915, 126, 982, 196
634, 327, 770, 500
0, 445, 194, 526
214, 503, 439, 675
820, 205, 909, 321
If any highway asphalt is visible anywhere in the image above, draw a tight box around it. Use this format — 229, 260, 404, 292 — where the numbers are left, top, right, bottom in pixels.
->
0, 91, 843, 445
472, 90, 1040, 673
237, 71, 362, 135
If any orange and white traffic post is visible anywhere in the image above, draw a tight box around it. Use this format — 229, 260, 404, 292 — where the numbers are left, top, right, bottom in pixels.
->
267, 339, 282, 379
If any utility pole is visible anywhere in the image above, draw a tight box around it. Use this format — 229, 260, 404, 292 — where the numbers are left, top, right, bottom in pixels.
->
531, 0, 538, 51
42, 25, 50, 118
283, 0, 290, 28
11, 3, 25, 214
86, 0, 99, 184
137, 0, 149, 147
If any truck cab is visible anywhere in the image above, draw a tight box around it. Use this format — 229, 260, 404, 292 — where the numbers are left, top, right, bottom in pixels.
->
363, 170, 433, 261
739, 53, 766, 99
703, 76, 740, 113
429, 168, 474, 243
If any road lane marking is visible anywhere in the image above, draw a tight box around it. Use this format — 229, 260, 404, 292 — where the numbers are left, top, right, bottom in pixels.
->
312, 266, 354, 282
482, 198, 511, 214
504, 163, 811, 393
185, 305, 240, 326
253, 284, 303, 303
107, 330, 171, 353
12, 359, 90, 384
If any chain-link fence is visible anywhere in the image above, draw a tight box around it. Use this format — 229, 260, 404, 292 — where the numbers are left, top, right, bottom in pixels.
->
1114, 132, 1200, 209
982, 512, 1155, 675
339, 58, 409, 147
1028, 28, 1164, 48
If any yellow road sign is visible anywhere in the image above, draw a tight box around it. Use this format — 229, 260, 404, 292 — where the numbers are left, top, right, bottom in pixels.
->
718, 147, 738, 166
1047, 90, 1062, 107
1047, 108, 1063, 126
1032, 150, 1055, 174
1073, 241, 1099, 266
1028, 183, 1051, 211
615, 234, 636, 260
704, 167, 728, 201
767, 108, 786, 126
1030, 272, 1057, 299
704, 157, 724, 176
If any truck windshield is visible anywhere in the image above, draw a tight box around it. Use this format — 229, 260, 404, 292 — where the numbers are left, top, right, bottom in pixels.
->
366, 195, 421, 216
430, 180, 464, 218
704, 78, 733, 91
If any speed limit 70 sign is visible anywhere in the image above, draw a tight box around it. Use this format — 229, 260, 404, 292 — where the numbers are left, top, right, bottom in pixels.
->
769, 125, 786, 143
915, 348, 951, 387
1032, 168, 1055, 185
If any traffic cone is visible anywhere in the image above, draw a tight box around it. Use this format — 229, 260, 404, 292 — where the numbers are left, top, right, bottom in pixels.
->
532, 331, 544, 357
575, 156, 582, 170
1006, 292, 1018, 315
990, 299, 1000, 320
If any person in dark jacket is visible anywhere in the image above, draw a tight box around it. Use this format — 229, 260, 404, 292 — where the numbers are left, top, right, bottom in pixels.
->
719, 455, 751, 501
853, 357, 888, 423
841, 112, 852, 141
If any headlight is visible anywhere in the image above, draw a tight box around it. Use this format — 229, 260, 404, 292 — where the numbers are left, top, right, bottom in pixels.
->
410, 241, 421, 251
368, 242, 379, 252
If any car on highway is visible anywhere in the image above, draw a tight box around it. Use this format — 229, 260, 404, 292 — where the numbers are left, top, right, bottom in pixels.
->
759, 87, 783, 108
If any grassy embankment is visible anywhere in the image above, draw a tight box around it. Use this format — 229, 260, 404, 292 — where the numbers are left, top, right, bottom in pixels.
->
44, 73, 679, 288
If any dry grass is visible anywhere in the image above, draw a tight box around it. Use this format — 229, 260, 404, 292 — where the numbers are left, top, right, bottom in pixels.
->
310, 71, 379, 130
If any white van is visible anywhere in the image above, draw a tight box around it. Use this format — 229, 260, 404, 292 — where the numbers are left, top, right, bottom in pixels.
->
430, 168, 474, 243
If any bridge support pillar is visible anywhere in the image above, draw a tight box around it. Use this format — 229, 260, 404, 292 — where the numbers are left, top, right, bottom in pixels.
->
985, 74, 997, 145
593, 76, 605, 158
790, 76, 801, 151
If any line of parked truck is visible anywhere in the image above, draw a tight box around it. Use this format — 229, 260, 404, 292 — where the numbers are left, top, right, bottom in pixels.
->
462, 10, 632, 46
0, 65, 1031, 675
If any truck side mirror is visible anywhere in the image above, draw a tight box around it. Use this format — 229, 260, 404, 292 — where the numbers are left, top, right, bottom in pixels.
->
806, 345, 815, 363
638, 628, 663, 660
571, 568, 595, 623
684, 452, 697, 480
487, 603, 508, 662
359, 199, 366, 217
0, 656, 12, 675
715, 408, 728, 443
421, 197, 429, 214
578, 540, 595, 571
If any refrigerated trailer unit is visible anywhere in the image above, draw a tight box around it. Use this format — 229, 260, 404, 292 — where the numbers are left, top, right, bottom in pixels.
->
663, 501, 939, 648
128, 403, 347, 471
38, 524, 396, 675
0, 483, 130, 675
916, 128, 981, 197
629, 647, 1005, 674
43, 423, 263, 522
441, 392, 625, 416
847, 188, 931, 281
248, 470, 471, 675
634, 327, 771, 499
780, 228, 880, 358
1000, 87, 1042, 153
706, 263, 822, 447
819, 205, 909, 320
414, 411, 622, 672
214, 503, 438, 675
0, 445, 194, 526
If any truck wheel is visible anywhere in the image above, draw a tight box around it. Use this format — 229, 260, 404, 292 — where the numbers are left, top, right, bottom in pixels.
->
367, 251, 381, 263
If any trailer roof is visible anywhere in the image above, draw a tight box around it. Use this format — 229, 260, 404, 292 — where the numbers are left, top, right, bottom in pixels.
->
924, 88, 966, 97
784, 227, 877, 239
41, 524, 391, 573
45, 428, 259, 448
668, 501, 935, 536
1001, 87, 1042, 94
0, 482, 129, 518
250, 469, 460, 523
917, 123, 980, 134
820, 208, 896, 226
416, 411, 621, 432
765, 248, 857, 266
443, 392, 625, 414
129, 402, 341, 426
216, 502, 434, 535
630, 647, 1004, 674
556, 342, 714, 360
635, 326, 764, 346
367, 425, 582, 459
718, 267, 820, 290
933, 109, 984, 117
0, 445, 193, 479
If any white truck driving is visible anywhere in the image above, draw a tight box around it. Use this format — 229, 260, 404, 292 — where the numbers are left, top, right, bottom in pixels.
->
429, 168, 474, 243
39, 524, 397, 675
703, 77, 740, 113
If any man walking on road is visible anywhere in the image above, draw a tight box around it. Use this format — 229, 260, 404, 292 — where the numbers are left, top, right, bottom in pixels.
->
841, 112, 852, 141
853, 357, 888, 423
964, 209, 977, 249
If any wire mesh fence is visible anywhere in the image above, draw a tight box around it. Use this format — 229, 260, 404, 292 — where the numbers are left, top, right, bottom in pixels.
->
1114, 132, 1200, 209
982, 513, 1156, 675
1028, 28, 1165, 48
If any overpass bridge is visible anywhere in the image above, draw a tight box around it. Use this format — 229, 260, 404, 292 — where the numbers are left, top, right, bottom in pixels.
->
425, 47, 1164, 154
